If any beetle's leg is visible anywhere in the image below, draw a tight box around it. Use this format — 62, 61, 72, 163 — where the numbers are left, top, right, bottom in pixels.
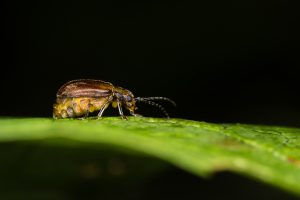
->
85, 103, 92, 118
97, 103, 109, 118
97, 96, 113, 118
117, 100, 127, 120
72, 99, 90, 120
78, 103, 91, 120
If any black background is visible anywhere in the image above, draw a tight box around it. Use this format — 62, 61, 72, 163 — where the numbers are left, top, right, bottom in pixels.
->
1, 0, 299, 199
1, 0, 299, 126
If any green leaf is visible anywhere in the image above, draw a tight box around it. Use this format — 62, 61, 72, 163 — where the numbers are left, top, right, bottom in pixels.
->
1, 117, 300, 196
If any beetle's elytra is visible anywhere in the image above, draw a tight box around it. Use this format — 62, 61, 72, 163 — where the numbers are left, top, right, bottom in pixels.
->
53, 79, 175, 119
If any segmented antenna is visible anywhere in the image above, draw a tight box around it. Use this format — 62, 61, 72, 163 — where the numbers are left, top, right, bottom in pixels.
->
136, 97, 176, 107
135, 98, 170, 118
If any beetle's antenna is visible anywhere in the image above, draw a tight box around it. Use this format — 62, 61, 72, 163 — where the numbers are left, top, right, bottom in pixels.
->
135, 98, 170, 118
136, 97, 176, 107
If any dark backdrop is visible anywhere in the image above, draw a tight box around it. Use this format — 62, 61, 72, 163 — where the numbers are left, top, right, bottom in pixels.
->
1, 0, 298, 126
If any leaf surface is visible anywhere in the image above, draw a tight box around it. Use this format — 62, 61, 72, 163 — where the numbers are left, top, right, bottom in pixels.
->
0, 117, 300, 196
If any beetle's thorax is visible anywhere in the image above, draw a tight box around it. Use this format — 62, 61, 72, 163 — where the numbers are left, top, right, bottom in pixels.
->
113, 86, 136, 113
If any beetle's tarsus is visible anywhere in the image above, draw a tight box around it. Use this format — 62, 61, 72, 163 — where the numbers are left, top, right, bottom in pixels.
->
131, 113, 143, 117
120, 115, 128, 120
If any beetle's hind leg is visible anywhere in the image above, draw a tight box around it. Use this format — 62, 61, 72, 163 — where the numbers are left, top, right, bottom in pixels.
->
77, 104, 91, 120
85, 103, 92, 118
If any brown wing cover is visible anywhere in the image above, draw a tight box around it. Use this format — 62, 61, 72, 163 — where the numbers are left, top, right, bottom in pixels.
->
57, 79, 114, 98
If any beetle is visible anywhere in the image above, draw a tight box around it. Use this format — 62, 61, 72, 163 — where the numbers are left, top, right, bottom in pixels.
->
53, 79, 175, 119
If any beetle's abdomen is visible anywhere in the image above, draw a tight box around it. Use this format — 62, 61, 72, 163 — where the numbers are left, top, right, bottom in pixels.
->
53, 97, 109, 118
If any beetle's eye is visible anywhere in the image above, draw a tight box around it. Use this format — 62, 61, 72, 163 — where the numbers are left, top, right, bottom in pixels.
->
126, 96, 132, 101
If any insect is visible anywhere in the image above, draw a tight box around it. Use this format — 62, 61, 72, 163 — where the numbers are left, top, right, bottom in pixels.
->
53, 79, 175, 119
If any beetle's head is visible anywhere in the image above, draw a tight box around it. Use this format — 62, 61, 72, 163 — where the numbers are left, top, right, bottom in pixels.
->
114, 87, 137, 113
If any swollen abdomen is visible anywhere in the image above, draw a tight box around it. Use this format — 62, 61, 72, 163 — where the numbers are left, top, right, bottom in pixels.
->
53, 97, 108, 118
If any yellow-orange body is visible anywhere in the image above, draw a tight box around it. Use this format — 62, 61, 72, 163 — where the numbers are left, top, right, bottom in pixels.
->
53, 97, 111, 118
53, 79, 175, 119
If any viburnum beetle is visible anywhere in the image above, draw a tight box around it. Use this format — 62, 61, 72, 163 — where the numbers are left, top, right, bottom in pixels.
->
53, 79, 175, 119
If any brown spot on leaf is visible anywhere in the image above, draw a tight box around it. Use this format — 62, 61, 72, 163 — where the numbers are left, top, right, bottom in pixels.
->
218, 137, 246, 150
287, 157, 300, 168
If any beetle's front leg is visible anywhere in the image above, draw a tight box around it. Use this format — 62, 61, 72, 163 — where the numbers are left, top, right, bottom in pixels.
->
117, 100, 127, 120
